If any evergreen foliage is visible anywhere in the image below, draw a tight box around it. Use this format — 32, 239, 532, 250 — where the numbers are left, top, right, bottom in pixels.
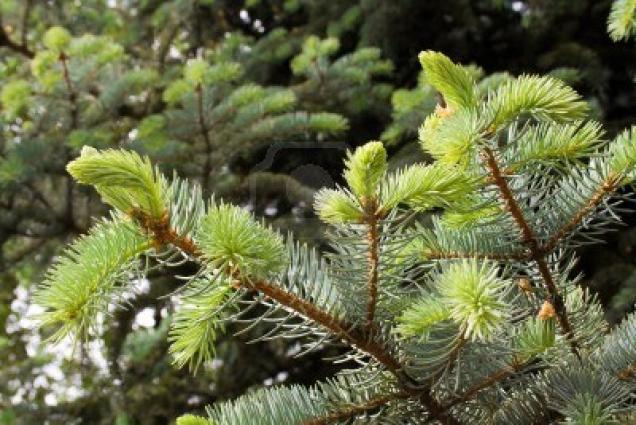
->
35, 218, 150, 342
609, 0, 636, 40
34, 51, 636, 424
3, 1, 636, 424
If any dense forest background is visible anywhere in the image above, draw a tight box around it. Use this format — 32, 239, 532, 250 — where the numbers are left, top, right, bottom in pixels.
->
1, 1, 636, 424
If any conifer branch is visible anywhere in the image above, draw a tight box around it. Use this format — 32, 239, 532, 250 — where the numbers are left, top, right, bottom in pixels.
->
482, 147, 580, 358
446, 331, 467, 370
441, 362, 524, 410
134, 208, 402, 371
542, 173, 620, 253
0, 15, 34, 58
134, 208, 461, 425
426, 250, 529, 261
249, 276, 404, 373
300, 392, 409, 425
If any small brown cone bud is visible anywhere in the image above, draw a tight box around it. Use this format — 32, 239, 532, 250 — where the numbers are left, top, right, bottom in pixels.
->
517, 277, 533, 296
538, 300, 556, 321
435, 104, 455, 118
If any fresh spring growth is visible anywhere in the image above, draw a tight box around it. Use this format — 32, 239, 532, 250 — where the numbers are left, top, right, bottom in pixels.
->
291, 36, 340, 74
398, 260, 509, 342
419, 50, 477, 110
380, 163, 476, 212
196, 202, 287, 278
176, 414, 212, 425
513, 317, 557, 362
396, 297, 451, 340
43, 26, 72, 52
314, 141, 387, 223
441, 261, 509, 341
34, 220, 150, 342
417, 51, 589, 168
608, 125, 636, 182
313, 188, 363, 224
168, 279, 232, 372
343, 141, 387, 200
0, 79, 31, 119
67, 147, 168, 219
315, 141, 477, 223
68, 34, 125, 64
608, 0, 636, 41
162, 79, 192, 105
184, 59, 210, 85
184, 59, 242, 86
163, 61, 243, 105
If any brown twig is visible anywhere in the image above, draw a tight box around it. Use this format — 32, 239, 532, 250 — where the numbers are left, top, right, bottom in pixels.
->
301, 392, 408, 425
0, 17, 34, 58
364, 198, 380, 329
59, 53, 78, 128
482, 147, 580, 358
137, 209, 402, 372
59, 52, 79, 229
196, 84, 213, 192
133, 208, 460, 425
426, 250, 529, 261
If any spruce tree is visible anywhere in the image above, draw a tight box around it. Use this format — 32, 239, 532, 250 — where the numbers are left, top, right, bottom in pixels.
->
4, 1, 636, 423
34, 51, 636, 424
0, 2, 389, 422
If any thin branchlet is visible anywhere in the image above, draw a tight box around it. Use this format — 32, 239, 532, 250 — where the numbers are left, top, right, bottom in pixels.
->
300, 393, 408, 425
364, 197, 381, 330
482, 147, 580, 358
542, 173, 620, 253
441, 362, 524, 410
427, 250, 529, 261
195, 83, 214, 192
55, 49, 80, 230
0, 15, 34, 58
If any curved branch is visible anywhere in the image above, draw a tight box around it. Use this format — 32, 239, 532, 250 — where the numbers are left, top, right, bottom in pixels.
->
0, 19, 33, 58
301, 392, 408, 425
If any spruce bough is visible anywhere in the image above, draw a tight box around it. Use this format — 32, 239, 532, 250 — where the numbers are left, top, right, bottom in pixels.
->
35, 51, 636, 424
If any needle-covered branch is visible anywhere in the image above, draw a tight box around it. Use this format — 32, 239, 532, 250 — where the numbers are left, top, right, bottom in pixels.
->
299, 393, 403, 425
482, 146, 580, 357
33, 49, 636, 424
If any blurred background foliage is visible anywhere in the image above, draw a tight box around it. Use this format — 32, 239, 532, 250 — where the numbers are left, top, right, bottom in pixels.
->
1, 0, 636, 424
